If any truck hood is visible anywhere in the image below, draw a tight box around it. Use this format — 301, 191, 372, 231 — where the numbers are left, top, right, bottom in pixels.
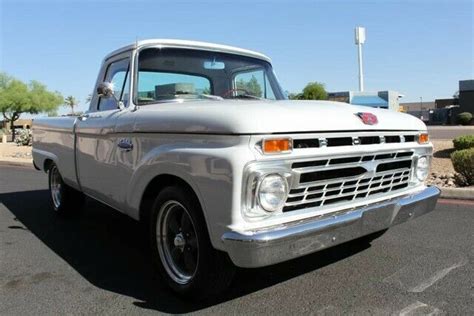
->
133, 100, 426, 134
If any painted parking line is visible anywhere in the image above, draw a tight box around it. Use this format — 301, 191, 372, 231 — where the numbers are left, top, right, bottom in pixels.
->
437, 198, 474, 206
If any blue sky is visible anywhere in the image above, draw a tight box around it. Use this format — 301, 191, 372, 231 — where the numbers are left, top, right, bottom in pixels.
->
1, 0, 473, 114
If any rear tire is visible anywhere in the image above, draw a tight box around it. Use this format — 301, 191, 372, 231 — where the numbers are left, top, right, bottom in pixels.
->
150, 185, 235, 299
48, 163, 85, 215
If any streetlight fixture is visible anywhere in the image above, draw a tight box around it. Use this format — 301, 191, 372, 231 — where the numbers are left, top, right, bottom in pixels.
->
355, 26, 366, 92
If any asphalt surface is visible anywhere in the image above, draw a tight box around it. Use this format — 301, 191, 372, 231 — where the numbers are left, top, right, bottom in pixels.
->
1, 164, 473, 315
427, 126, 474, 140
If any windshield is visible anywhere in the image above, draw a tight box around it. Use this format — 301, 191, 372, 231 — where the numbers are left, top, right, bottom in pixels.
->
136, 48, 285, 104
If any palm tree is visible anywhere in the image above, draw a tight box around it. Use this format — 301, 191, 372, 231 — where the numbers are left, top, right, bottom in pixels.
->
64, 96, 78, 115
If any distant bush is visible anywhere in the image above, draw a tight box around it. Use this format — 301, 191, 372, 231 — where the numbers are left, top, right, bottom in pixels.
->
453, 135, 474, 151
14, 129, 32, 146
456, 112, 472, 125
451, 148, 474, 186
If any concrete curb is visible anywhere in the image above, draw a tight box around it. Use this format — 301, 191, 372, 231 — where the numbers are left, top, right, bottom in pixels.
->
439, 187, 474, 200
0, 159, 34, 168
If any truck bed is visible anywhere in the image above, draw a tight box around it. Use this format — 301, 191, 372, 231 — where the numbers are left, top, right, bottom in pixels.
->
32, 116, 79, 190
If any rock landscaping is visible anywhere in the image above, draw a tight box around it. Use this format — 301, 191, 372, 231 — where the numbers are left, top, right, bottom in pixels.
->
0, 143, 33, 165
428, 172, 458, 188
428, 137, 474, 188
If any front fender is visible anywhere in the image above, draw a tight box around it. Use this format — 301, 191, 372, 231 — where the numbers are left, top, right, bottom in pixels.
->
125, 135, 253, 250
127, 150, 208, 220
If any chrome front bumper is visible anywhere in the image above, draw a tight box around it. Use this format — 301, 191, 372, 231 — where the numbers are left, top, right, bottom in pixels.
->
222, 186, 440, 268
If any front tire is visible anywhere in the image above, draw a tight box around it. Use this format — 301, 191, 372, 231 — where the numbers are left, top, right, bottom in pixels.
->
150, 186, 235, 299
48, 163, 85, 215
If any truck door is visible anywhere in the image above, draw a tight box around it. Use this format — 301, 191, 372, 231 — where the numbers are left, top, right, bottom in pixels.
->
75, 54, 133, 209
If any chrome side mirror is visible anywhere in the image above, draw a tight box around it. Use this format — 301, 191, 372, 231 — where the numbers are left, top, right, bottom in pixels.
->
96, 82, 125, 110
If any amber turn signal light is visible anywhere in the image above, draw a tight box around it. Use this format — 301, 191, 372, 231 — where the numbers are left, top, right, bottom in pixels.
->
263, 138, 292, 154
418, 133, 429, 144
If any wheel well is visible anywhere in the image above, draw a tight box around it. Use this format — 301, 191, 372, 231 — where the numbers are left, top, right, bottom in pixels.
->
44, 159, 54, 172
139, 174, 201, 224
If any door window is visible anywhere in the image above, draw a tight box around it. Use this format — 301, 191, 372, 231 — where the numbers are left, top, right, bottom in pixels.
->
98, 58, 130, 111
234, 69, 276, 99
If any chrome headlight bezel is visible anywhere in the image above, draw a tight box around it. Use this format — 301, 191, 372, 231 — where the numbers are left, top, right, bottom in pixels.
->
257, 173, 289, 213
415, 155, 430, 182
242, 162, 292, 220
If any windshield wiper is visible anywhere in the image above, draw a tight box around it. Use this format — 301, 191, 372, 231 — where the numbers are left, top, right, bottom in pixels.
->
229, 94, 263, 100
154, 93, 224, 101
200, 94, 224, 100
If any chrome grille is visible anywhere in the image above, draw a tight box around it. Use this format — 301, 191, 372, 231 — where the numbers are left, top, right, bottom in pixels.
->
284, 151, 414, 212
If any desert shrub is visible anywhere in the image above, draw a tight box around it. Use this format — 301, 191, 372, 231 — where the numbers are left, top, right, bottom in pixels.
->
456, 112, 473, 125
451, 148, 474, 186
453, 134, 474, 151
14, 128, 32, 146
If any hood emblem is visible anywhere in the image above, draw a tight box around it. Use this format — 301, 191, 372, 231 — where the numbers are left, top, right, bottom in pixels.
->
355, 112, 378, 125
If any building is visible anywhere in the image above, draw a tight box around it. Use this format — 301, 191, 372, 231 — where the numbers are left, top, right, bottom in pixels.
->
327, 90, 402, 111
459, 80, 474, 114
435, 98, 458, 109
0, 118, 33, 131
399, 101, 436, 112
399, 79, 474, 125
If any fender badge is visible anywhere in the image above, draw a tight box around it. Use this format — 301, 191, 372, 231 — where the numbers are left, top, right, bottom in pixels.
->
355, 112, 378, 125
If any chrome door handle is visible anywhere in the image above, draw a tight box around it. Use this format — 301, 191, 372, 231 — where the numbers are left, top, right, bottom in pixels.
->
117, 139, 133, 152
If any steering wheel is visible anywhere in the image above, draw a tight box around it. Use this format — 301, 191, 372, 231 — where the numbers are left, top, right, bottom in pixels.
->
222, 88, 251, 98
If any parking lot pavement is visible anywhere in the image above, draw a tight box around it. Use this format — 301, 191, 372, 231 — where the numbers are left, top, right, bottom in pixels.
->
1, 164, 473, 315
428, 126, 474, 140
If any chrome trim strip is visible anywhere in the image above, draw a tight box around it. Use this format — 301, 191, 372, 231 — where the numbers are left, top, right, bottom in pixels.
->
293, 157, 412, 173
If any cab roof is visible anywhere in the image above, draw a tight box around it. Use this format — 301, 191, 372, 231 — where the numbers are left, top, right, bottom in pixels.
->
104, 39, 272, 63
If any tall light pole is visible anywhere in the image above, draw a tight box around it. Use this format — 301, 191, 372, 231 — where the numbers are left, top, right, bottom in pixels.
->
420, 96, 423, 119
355, 26, 366, 92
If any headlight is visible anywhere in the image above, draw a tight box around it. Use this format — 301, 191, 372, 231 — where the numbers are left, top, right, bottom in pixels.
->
257, 174, 289, 212
415, 156, 430, 181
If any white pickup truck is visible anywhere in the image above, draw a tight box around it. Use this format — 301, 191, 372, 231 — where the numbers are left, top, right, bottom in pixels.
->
32, 39, 440, 298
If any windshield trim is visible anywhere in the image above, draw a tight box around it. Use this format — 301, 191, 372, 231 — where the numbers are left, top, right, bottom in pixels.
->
132, 46, 284, 106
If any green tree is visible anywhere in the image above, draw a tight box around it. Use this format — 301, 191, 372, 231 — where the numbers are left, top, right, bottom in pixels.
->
288, 92, 302, 100
236, 75, 262, 97
300, 82, 327, 100
64, 95, 78, 115
0, 72, 63, 141
287, 82, 328, 100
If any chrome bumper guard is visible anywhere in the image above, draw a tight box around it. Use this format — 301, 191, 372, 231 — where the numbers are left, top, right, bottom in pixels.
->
222, 186, 440, 268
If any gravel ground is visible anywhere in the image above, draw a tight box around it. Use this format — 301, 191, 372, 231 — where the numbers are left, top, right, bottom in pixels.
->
0, 143, 32, 159
430, 140, 455, 174
427, 140, 460, 188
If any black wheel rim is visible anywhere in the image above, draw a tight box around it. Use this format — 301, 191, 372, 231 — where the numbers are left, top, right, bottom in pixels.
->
156, 200, 199, 284
50, 166, 62, 209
